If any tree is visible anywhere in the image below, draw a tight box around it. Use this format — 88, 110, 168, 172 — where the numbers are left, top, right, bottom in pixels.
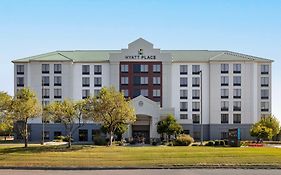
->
0, 92, 13, 139
101, 123, 128, 141
157, 114, 183, 141
10, 88, 42, 148
84, 87, 136, 146
45, 99, 86, 148
250, 115, 280, 140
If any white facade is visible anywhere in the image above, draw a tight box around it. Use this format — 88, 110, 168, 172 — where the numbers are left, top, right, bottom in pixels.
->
13, 38, 272, 141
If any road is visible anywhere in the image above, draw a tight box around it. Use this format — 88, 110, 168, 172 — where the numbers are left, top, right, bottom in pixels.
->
0, 169, 280, 175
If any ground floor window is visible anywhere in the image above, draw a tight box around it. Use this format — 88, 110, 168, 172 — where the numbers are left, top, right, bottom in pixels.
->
79, 129, 88, 142
54, 131, 62, 139
44, 131, 50, 140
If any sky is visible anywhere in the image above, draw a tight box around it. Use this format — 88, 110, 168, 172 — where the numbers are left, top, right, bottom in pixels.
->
0, 0, 280, 121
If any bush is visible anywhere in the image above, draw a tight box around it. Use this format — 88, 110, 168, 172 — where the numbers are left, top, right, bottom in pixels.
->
173, 134, 194, 146
54, 136, 73, 142
219, 140, 225, 146
205, 141, 215, 146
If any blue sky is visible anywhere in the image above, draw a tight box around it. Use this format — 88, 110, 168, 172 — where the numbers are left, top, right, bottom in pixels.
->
0, 0, 280, 121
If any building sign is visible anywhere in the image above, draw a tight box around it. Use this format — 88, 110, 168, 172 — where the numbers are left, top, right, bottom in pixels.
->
125, 55, 156, 60
228, 128, 241, 147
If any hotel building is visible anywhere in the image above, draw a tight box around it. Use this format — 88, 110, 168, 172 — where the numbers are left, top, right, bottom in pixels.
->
13, 38, 272, 142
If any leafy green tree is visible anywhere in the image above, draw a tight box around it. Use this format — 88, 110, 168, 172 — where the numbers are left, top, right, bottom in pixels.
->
45, 99, 86, 148
250, 115, 280, 140
0, 92, 13, 139
157, 114, 183, 141
101, 123, 128, 141
11, 88, 42, 148
84, 87, 136, 146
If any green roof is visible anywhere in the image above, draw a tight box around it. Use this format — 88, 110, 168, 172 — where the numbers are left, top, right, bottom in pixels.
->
13, 50, 272, 63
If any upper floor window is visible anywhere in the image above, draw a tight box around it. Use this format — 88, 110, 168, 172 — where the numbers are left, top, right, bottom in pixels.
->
221, 64, 229, 74
54, 89, 62, 99
16, 65, 24, 75
221, 89, 229, 99
221, 76, 229, 86
54, 64, 62, 74
94, 89, 101, 96
233, 64, 241, 73
192, 102, 200, 112
16, 77, 24, 87
121, 89, 129, 97
121, 77, 129, 85
180, 90, 188, 99
221, 101, 229, 111
261, 77, 269, 87
233, 101, 241, 111
82, 89, 90, 99
192, 77, 200, 87
42, 76, 49, 86
261, 89, 269, 99
121, 64, 128, 73
180, 102, 188, 111
140, 77, 148, 85
42, 88, 50, 99
192, 114, 200, 124
233, 89, 241, 99
140, 89, 148, 97
180, 114, 188, 120
233, 76, 241, 86
180, 77, 188, 87
180, 65, 188, 75
94, 77, 102, 87
140, 65, 148, 72
153, 77, 161, 85
54, 76, 62, 86
192, 65, 200, 75
82, 77, 90, 87
153, 89, 161, 97
82, 65, 90, 75
42, 64, 49, 74
221, 114, 229, 124
233, 114, 241, 124
94, 65, 102, 75
192, 89, 200, 99
261, 102, 269, 112
261, 65, 269, 74
153, 64, 161, 73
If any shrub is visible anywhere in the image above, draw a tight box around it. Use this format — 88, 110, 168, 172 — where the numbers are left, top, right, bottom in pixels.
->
93, 137, 107, 146
173, 134, 194, 146
205, 141, 215, 146
54, 136, 73, 142
219, 140, 225, 146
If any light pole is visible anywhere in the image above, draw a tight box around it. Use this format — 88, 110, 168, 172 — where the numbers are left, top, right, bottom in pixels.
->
41, 79, 45, 145
199, 70, 203, 145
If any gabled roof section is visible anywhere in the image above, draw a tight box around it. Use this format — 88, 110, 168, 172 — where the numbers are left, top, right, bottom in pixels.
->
128, 38, 153, 48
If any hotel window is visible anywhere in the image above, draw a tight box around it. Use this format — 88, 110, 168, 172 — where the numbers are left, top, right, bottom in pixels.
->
261, 65, 269, 74
233, 64, 241, 73
192, 65, 200, 74
141, 89, 148, 97
153, 64, 161, 73
233, 76, 241, 86
192, 89, 200, 99
54, 89, 62, 99
261, 77, 269, 87
192, 114, 200, 124
133, 64, 140, 73
140, 77, 148, 85
221, 64, 229, 74
94, 77, 102, 87
261, 89, 269, 99
54, 76, 62, 86
82, 65, 90, 75
233, 89, 241, 99
180, 114, 188, 120
233, 101, 241, 111
221, 101, 229, 111
221, 76, 229, 86
42, 89, 50, 99
180, 65, 188, 75
82, 89, 90, 99
140, 64, 148, 72
121, 64, 128, 72
221, 114, 229, 124
16, 77, 24, 87
42, 64, 49, 74
233, 114, 241, 124
192, 77, 200, 87
261, 102, 269, 112
42, 101, 50, 107
153, 89, 161, 97
121, 77, 129, 85
221, 89, 229, 99
121, 89, 129, 97
192, 102, 200, 112
42, 76, 49, 86
94, 89, 100, 96
180, 90, 188, 99
153, 77, 161, 85
82, 77, 90, 87
133, 76, 140, 85
16, 65, 24, 75
180, 77, 188, 87
94, 65, 102, 75
54, 64, 62, 74
180, 102, 188, 111
133, 89, 141, 97
221, 132, 228, 140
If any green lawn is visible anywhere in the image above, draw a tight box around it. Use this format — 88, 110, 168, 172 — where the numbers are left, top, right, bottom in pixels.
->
0, 144, 281, 168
